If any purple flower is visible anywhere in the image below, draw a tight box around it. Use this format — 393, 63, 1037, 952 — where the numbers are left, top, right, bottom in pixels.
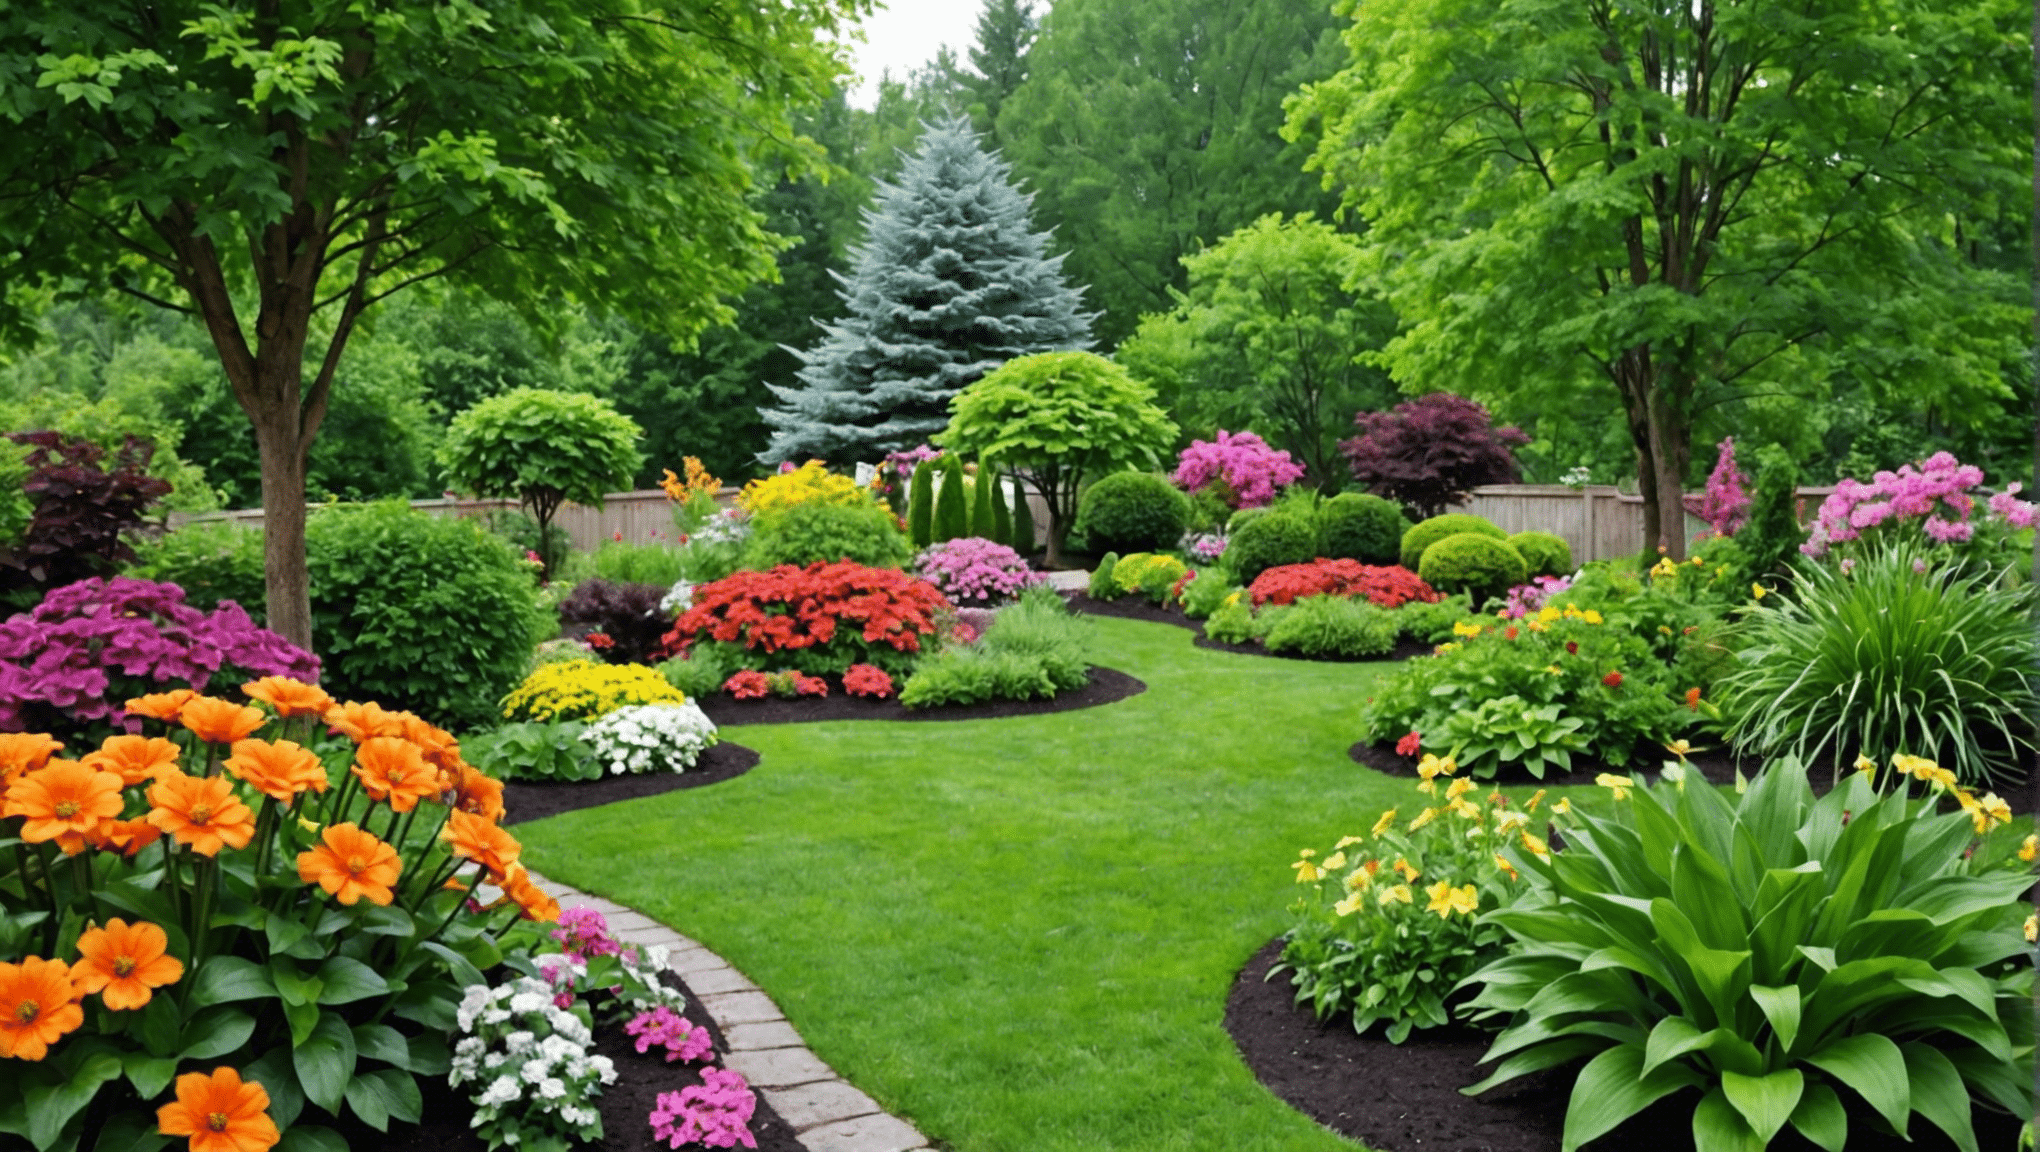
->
915, 537, 1042, 605
1497, 575, 1572, 619
551, 905, 622, 960
1696, 437, 1750, 536
1171, 430, 1305, 509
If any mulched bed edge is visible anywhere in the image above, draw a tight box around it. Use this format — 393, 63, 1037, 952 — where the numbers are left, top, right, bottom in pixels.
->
694, 664, 1145, 726
1062, 592, 1432, 663
503, 740, 762, 826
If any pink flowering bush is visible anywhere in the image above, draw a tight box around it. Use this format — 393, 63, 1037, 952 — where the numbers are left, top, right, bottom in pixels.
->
1170, 430, 1305, 509
915, 537, 1042, 605
650, 1067, 758, 1150
0, 575, 319, 736
1801, 451, 2038, 561
1694, 437, 1750, 537
626, 1005, 715, 1064
1497, 575, 1574, 619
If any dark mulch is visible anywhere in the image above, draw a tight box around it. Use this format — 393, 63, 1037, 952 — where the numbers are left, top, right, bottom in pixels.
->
363, 970, 802, 1152
1062, 592, 1433, 663
1227, 937, 2021, 1152
693, 665, 1145, 726
502, 741, 762, 827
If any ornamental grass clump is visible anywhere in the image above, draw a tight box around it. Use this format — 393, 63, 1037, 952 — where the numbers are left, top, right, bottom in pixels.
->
1275, 754, 1536, 1042
1716, 543, 2037, 783
1459, 754, 2031, 1152
501, 660, 691, 723
0, 677, 550, 1152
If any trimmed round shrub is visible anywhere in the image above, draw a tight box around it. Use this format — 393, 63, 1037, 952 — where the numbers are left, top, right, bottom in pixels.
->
1227, 511, 1320, 583
742, 499, 912, 570
305, 501, 549, 728
1417, 533, 1527, 603
1399, 513, 1506, 571
1317, 493, 1410, 565
1075, 472, 1191, 554
1226, 506, 1271, 536
1507, 531, 1573, 579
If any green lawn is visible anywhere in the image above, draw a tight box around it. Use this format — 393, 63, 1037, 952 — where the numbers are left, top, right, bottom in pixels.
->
514, 617, 1580, 1151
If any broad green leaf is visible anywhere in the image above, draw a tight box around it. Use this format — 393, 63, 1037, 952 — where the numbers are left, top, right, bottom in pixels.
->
342, 1069, 421, 1132
87, 1109, 171, 1152
283, 999, 319, 1048
1692, 1087, 1763, 1152
1804, 1033, 1908, 1136
274, 1126, 347, 1152
314, 956, 388, 1005
1787, 1082, 1847, 1152
291, 1011, 356, 1117
1899, 1042, 1977, 1152
1559, 1043, 1703, 1152
1641, 1016, 1707, 1077
1748, 984, 1800, 1053
187, 957, 277, 1008
26, 1047, 121, 1150
1463, 1037, 1606, 1096
179, 1007, 254, 1061
1945, 1046, 2031, 1117
1721, 1067, 1802, 1145
122, 1051, 177, 1102
351, 1023, 413, 1070
240, 1049, 302, 1131
1670, 842, 1750, 950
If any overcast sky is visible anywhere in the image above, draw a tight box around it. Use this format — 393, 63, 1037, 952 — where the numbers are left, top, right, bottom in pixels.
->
842, 0, 990, 109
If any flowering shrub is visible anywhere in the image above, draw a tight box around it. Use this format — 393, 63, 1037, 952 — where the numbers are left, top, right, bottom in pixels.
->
1170, 430, 1305, 509
720, 670, 827, 699
451, 973, 617, 1149
1801, 450, 2039, 560
0, 678, 548, 1151
659, 456, 722, 503
580, 702, 720, 775
1694, 435, 1750, 537
735, 461, 868, 521
0, 576, 319, 737
723, 670, 770, 700
1276, 755, 1531, 1041
916, 537, 1041, 605
1496, 574, 1572, 619
843, 664, 895, 698
649, 1066, 758, 1150
502, 660, 690, 722
1247, 560, 1440, 609
663, 562, 952, 677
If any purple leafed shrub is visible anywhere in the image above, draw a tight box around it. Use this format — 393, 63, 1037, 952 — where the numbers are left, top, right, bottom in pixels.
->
1340, 394, 1527, 520
1170, 430, 1305, 509
1694, 437, 1750, 537
915, 537, 1042, 605
2, 432, 173, 599
559, 578, 671, 664
649, 1066, 758, 1149
0, 576, 319, 735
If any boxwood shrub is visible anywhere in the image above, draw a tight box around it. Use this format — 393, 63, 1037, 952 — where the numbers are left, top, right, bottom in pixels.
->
1399, 512, 1506, 571
1507, 530, 1573, 579
1416, 533, 1527, 603
1076, 472, 1191, 555
1317, 493, 1409, 565
1227, 511, 1319, 582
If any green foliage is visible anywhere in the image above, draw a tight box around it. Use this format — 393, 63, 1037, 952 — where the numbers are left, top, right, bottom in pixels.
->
1226, 511, 1319, 583
1417, 534, 1527, 604
940, 351, 1177, 562
1738, 447, 1806, 582
1316, 493, 1408, 565
0, 438, 35, 545
1076, 472, 1191, 555
1507, 531, 1573, 580
908, 460, 937, 547
935, 461, 969, 544
659, 644, 742, 701
1110, 553, 1190, 606
590, 541, 687, 588
1087, 552, 1122, 599
988, 466, 1014, 547
898, 586, 1091, 707
439, 389, 642, 511
970, 460, 997, 541
462, 720, 601, 783
1010, 477, 1037, 555
126, 519, 268, 618
1261, 594, 1397, 660
1393, 593, 1473, 644
1717, 545, 2038, 783
742, 500, 913, 570
1462, 761, 2033, 1152
304, 502, 549, 728
1179, 569, 1241, 620
1436, 697, 1587, 779
1203, 594, 1269, 645
1399, 513, 1505, 572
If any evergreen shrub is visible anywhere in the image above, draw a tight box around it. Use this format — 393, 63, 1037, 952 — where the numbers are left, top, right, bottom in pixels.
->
1075, 472, 1190, 555
934, 463, 969, 543
127, 519, 269, 619
1416, 533, 1527, 603
1227, 511, 1319, 582
1317, 493, 1408, 565
1399, 512, 1506, 571
1507, 530, 1573, 579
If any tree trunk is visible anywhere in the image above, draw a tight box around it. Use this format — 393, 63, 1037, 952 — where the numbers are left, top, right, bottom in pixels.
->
251, 402, 315, 648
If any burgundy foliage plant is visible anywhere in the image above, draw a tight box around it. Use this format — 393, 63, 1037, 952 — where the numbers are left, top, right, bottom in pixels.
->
558, 578, 671, 665
2, 432, 172, 599
1339, 394, 1527, 520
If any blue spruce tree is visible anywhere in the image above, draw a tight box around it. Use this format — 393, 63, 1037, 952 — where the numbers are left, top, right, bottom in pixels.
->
759, 118, 1093, 465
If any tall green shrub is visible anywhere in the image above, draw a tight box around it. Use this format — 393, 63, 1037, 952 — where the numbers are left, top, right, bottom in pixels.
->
909, 459, 937, 547
935, 461, 969, 543
970, 463, 996, 540
1012, 478, 1037, 555
989, 466, 1014, 547
1738, 446, 1804, 581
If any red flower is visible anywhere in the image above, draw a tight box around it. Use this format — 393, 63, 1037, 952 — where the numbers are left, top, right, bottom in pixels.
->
1684, 687, 1702, 711
1565, 641, 1578, 655
585, 632, 615, 650
1602, 671, 1624, 689
843, 664, 894, 699
793, 673, 829, 698
1504, 626, 1519, 641
724, 671, 771, 700
1395, 731, 1421, 757
1247, 560, 1440, 609
662, 563, 951, 662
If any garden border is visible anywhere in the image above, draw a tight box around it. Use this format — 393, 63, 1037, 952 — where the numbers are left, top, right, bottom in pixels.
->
525, 870, 936, 1152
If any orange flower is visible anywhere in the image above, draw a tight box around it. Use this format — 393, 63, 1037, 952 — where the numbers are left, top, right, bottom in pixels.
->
449, 763, 506, 822
3, 759, 124, 855
499, 865, 560, 922
296, 823, 402, 906
124, 689, 196, 723
221, 740, 327, 803
351, 737, 439, 813
156, 1066, 280, 1152
83, 735, 182, 786
0, 733, 64, 781
90, 816, 164, 858
72, 918, 183, 1011
240, 676, 333, 719
323, 700, 404, 743
395, 713, 461, 771
0, 955, 83, 1060
179, 697, 267, 746
443, 810, 521, 879
145, 772, 256, 856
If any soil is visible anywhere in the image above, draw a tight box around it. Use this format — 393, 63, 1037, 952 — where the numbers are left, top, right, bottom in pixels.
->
693, 664, 1145, 726
1062, 592, 1433, 663
502, 741, 763, 827
1226, 937, 2023, 1152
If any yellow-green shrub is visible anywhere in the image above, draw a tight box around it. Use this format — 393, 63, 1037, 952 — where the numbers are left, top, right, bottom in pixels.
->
737, 461, 871, 521
1111, 552, 1189, 603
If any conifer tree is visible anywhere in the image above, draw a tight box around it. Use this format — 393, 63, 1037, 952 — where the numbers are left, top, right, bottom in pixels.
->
962, 0, 1037, 143
989, 467, 1013, 547
934, 462, 969, 543
970, 462, 996, 539
759, 118, 1093, 465
908, 459, 936, 548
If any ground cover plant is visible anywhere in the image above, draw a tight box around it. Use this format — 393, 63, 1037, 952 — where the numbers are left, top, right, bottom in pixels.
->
1259, 595, 1399, 660
501, 660, 690, 723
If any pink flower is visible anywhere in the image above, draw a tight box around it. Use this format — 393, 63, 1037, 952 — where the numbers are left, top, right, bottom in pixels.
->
649, 1067, 757, 1149
1171, 430, 1306, 509
626, 1005, 715, 1064
1696, 437, 1750, 536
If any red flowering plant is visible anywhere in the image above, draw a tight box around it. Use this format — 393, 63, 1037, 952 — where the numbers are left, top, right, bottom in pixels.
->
662, 562, 952, 678
842, 664, 895, 699
1248, 560, 1441, 610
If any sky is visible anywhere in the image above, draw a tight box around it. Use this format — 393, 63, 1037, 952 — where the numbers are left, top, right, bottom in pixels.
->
842, 0, 989, 109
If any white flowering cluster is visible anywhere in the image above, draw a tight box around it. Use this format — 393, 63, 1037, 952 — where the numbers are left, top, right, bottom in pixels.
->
580, 702, 720, 776
693, 508, 752, 547
450, 975, 618, 1150
659, 579, 696, 616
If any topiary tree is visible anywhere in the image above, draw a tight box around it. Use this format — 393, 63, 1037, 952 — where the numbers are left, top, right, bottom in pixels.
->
1010, 472, 1037, 556
1417, 533, 1527, 604
941, 351, 1177, 566
934, 461, 970, 544
1342, 393, 1528, 520
989, 465, 1014, 547
1400, 513, 1507, 572
908, 459, 937, 548
438, 388, 643, 580
1316, 493, 1409, 565
970, 462, 997, 542
1737, 445, 1805, 582
1507, 531, 1574, 579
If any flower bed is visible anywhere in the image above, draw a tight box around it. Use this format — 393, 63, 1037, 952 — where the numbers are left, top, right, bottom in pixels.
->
661, 562, 951, 678
1247, 560, 1439, 609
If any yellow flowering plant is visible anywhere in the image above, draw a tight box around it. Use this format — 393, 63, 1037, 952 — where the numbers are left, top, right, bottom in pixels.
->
499, 659, 688, 723
1270, 754, 1537, 1042
735, 461, 871, 522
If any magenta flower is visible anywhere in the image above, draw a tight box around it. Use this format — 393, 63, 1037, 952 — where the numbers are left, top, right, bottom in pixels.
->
915, 537, 1042, 605
1696, 437, 1750, 537
649, 1066, 758, 1149
1801, 452, 2019, 559
626, 1005, 715, 1064
1170, 430, 1305, 509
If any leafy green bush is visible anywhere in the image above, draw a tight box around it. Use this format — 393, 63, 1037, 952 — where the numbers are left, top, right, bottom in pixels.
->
1317, 493, 1409, 565
1076, 471, 1191, 555
463, 719, 602, 782
1204, 594, 1273, 645
1111, 552, 1189, 604
1395, 593, 1474, 644
1088, 552, 1122, 599
1180, 569, 1242, 619
658, 643, 741, 700
1262, 594, 1398, 659
1507, 530, 1572, 579
1462, 759, 2032, 1152
742, 499, 913, 570
1717, 545, 2037, 782
1227, 511, 1319, 583
305, 501, 549, 727
1737, 444, 1803, 581
1417, 533, 1527, 603
127, 518, 269, 618
1226, 506, 1270, 536
591, 539, 687, 586
899, 586, 1091, 707
1400, 512, 1505, 571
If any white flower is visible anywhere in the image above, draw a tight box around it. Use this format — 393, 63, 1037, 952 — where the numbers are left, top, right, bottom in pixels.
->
538, 1077, 567, 1100
659, 580, 696, 615
477, 1077, 522, 1108
580, 702, 720, 776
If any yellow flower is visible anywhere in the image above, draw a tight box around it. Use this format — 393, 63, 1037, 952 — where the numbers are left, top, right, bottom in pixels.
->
1926, 766, 1959, 792
1551, 797, 1573, 815
1333, 893, 1366, 918
1537, 606, 1561, 623
1650, 557, 1678, 579
2026, 913, 2037, 944
1582, 610, 1603, 625
1407, 807, 1439, 832
1663, 739, 1691, 760
1691, 555, 1705, 567
2019, 834, 2036, 863
1972, 793, 2011, 834
1545, 665, 1563, 675
1595, 773, 1635, 801
1527, 620, 1547, 632
1447, 797, 1481, 821
1417, 754, 1457, 781
1523, 789, 1547, 812
1321, 851, 1348, 872
1291, 858, 1323, 883
1493, 853, 1519, 881
1436, 641, 1461, 652
1425, 879, 1480, 918
1451, 620, 1483, 639
1343, 863, 1376, 892
1369, 809, 1397, 838
1853, 753, 1877, 775
736, 460, 867, 517
1334, 835, 1364, 851
1520, 832, 1551, 859
1493, 810, 1529, 836
1750, 583, 1768, 600
1377, 884, 1412, 907
1392, 856, 1421, 883
1445, 777, 1476, 801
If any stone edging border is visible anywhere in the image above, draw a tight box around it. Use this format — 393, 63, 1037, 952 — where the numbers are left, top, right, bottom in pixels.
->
525, 870, 935, 1152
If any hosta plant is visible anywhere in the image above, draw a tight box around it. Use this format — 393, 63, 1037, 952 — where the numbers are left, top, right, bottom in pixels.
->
1460, 755, 2032, 1152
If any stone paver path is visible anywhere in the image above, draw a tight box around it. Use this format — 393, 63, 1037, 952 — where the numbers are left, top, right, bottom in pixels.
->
527, 871, 935, 1152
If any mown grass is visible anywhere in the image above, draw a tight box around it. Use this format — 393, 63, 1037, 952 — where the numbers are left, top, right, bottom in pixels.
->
514, 616, 1602, 1151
